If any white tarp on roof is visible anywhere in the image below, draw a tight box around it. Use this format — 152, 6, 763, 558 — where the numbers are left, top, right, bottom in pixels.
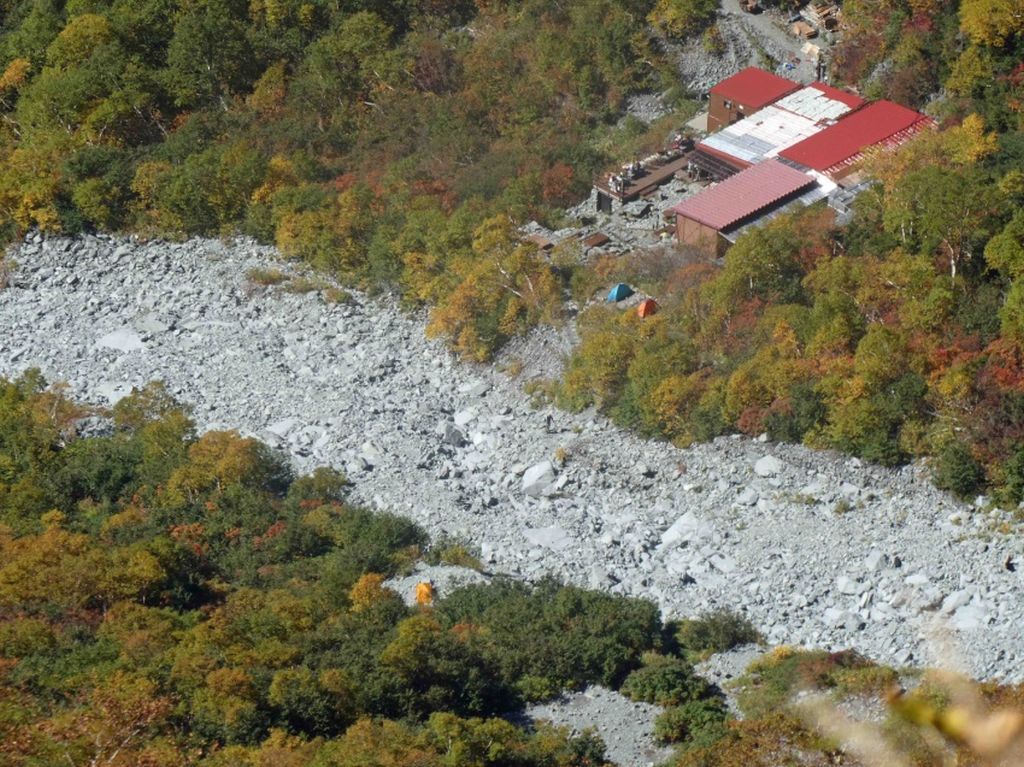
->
698, 85, 860, 166
775, 85, 850, 122
700, 104, 820, 165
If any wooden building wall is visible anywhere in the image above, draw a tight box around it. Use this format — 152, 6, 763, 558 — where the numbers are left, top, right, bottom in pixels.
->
708, 93, 752, 133
675, 214, 725, 258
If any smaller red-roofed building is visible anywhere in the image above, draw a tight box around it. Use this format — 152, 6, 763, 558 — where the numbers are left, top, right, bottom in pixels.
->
708, 67, 800, 132
670, 159, 817, 256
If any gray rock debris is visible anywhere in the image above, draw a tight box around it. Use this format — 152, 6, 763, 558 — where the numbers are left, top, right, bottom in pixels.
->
98, 327, 145, 353
695, 644, 765, 716
754, 454, 782, 477
525, 685, 674, 767
2, 234, 1023, 682
522, 460, 556, 497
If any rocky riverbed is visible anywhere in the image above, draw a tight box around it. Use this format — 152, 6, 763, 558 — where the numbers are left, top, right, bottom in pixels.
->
2, 234, 1022, 684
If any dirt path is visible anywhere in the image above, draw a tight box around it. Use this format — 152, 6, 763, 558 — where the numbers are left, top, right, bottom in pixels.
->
720, 0, 822, 82
671, 0, 828, 94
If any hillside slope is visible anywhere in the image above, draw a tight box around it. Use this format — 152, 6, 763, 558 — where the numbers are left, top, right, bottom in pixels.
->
1, 234, 1022, 680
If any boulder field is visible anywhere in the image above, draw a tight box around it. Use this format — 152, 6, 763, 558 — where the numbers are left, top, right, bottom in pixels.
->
2, 234, 1022, 682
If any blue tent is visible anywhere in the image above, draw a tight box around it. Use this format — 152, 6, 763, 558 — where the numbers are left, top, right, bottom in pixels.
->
607, 283, 634, 302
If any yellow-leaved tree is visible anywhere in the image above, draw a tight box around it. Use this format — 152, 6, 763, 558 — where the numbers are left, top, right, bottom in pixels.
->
163, 430, 287, 506
960, 0, 1024, 47
426, 215, 563, 360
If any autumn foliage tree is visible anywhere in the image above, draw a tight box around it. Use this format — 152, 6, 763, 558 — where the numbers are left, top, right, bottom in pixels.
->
425, 215, 565, 360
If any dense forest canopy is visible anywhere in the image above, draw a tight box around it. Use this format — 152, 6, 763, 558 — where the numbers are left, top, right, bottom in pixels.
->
0, 0, 670, 360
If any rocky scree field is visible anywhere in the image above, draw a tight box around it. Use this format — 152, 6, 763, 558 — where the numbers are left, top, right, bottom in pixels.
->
1, 234, 1022, 682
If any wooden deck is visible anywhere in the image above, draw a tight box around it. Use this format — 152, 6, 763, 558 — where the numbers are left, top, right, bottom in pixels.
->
594, 153, 692, 202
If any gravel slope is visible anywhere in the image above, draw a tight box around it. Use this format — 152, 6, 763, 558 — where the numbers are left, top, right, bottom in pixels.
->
2, 234, 1022, 683
525, 686, 675, 767
671, 0, 824, 94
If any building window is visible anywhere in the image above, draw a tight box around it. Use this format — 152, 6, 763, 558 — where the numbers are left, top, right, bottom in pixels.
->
724, 99, 733, 108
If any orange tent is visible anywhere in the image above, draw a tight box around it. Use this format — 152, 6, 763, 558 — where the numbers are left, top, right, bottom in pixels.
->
637, 298, 658, 318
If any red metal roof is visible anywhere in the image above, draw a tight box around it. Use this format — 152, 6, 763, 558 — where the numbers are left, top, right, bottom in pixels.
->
670, 160, 816, 232
808, 81, 864, 109
709, 67, 800, 110
779, 100, 931, 172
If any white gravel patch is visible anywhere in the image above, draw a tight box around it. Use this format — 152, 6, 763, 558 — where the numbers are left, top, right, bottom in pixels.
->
526, 685, 674, 767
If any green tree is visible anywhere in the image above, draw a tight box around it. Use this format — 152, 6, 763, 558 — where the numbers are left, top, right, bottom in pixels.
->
0, 0, 64, 69
884, 166, 1004, 284
621, 655, 709, 706
379, 613, 511, 718
960, 0, 1024, 47
933, 440, 985, 499
164, 0, 256, 108
268, 666, 355, 736
288, 11, 397, 138
648, 0, 719, 38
